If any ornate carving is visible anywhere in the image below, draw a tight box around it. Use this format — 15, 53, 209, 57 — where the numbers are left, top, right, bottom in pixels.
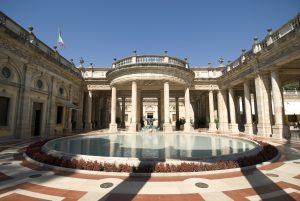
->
1, 66, 11, 78
87, 84, 111, 90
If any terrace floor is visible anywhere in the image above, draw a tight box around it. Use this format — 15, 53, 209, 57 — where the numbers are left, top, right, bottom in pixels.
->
0, 131, 300, 201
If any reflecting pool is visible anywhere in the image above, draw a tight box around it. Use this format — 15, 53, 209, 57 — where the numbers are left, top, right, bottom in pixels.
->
45, 133, 258, 161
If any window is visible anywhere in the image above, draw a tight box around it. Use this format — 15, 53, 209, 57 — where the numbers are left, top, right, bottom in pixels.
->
0, 97, 9, 126
147, 113, 153, 119
125, 114, 128, 122
1, 67, 11, 78
59, 87, 64, 96
56, 106, 63, 124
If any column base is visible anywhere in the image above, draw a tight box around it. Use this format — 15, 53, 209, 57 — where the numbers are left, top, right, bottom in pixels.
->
76, 122, 83, 131
129, 123, 137, 132
163, 123, 173, 132
257, 123, 272, 137
137, 123, 141, 131
184, 123, 191, 132
244, 123, 254, 135
229, 123, 239, 133
121, 122, 126, 128
109, 123, 118, 132
218, 122, 229, 132
85, 122, 92, 131
272, 124, 290, 139
209, 122, 217, 132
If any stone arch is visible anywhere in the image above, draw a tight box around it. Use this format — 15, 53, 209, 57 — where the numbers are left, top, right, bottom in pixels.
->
0, 57, 22, 85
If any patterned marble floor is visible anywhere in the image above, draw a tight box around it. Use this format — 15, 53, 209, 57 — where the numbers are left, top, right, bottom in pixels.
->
0, 133, 300, 201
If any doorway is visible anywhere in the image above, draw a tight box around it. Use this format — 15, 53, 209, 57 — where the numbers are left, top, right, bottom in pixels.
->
31, 102, 43, 136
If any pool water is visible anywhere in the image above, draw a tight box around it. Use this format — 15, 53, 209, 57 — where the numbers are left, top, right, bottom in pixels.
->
46, 134, 258, 161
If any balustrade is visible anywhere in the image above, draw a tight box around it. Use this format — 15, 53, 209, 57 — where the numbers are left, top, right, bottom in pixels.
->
113, 55, 188, 68
0, 11, 80, 76
223, 12, 300, 74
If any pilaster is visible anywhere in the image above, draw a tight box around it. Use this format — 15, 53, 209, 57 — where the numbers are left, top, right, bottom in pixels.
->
16, 66, 32, 138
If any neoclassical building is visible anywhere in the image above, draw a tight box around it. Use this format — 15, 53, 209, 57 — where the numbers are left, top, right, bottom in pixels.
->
1, 11, 300, 140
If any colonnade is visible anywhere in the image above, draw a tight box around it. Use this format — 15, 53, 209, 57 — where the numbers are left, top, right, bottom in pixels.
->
83, 81, 193, 132
210, 70, 287, 138
83, 70, 287, 139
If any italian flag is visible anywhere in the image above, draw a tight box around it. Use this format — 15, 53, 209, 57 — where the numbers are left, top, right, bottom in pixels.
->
57, 31, 65, 48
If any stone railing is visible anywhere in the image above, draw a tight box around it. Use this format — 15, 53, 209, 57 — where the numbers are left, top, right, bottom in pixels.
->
0, 11, 82, 76
113, 55, 189, 68
223, 12, 300, 74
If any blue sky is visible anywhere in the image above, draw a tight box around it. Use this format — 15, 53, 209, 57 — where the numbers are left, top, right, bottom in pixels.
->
1, 0, 299, 67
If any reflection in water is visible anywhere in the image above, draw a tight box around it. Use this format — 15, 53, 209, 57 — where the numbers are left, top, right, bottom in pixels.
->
50, 134, 257, 160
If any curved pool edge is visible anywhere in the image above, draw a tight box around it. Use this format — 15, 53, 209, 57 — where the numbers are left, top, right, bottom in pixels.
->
41, 132, 262, 166
24, 145, 280, 177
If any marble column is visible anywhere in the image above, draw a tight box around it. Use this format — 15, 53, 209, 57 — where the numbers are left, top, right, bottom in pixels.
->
175, 97, 179, 121
236, 96, 242, 126
244, 81, 254, 134
140, 96, 143, 126
137, 89, 141, 130
217, 90, 229, 131
163, 81, 172, 131
129, 81, 137, 132
184, 86, 191, 131
160, 90, 164, 128
97, 97, 102, 129
228, 88, 239, 132
109, 86, 117, 132
158, 97, 161, 128
85, 91, 93, 130
121, 97, 126, 128
92, 95, 96, 129
271, 71, 288, 138
209, 90, 217, 131
254, 73, 272, 137
102, 97, 107, 128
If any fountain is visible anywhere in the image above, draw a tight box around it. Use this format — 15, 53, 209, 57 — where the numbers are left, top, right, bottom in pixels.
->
141, 116, 159, 133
